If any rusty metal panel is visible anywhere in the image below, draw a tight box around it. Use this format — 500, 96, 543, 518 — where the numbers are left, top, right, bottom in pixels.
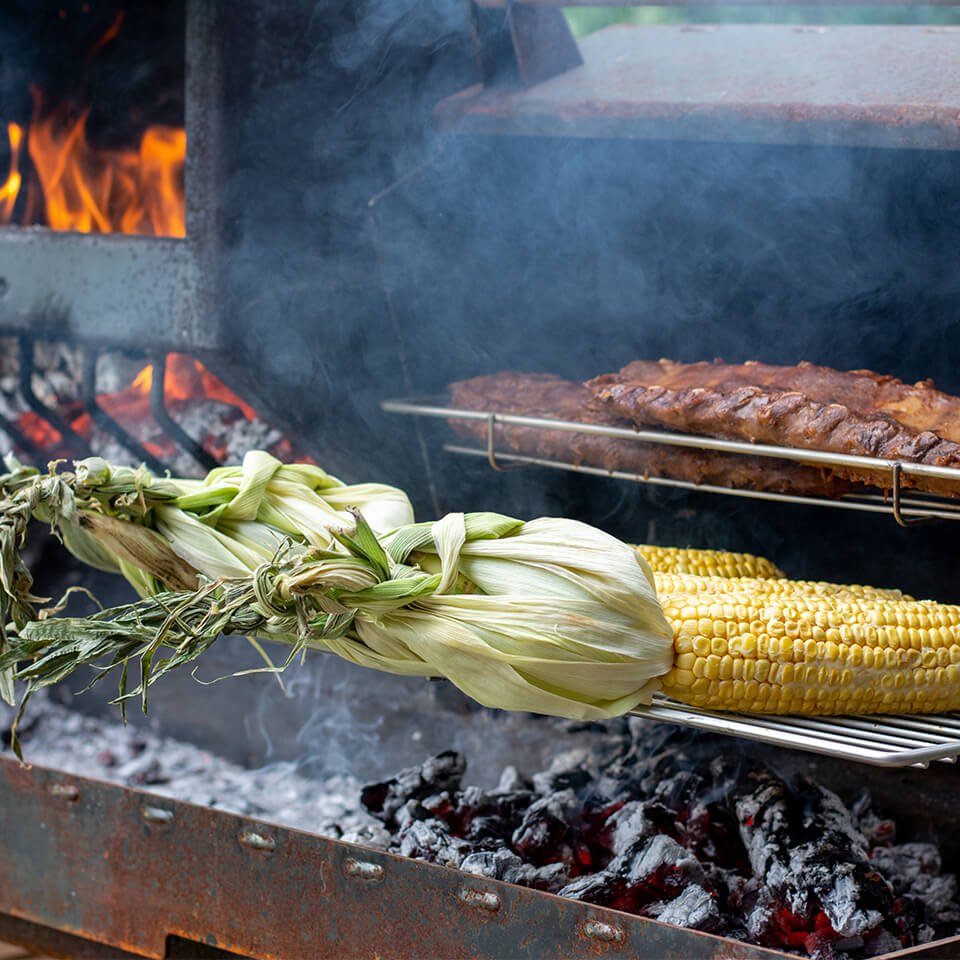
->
435, 24, 960, 149
0, 756, 812, 960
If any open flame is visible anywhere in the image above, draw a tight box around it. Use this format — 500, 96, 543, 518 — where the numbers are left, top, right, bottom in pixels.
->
1, 92, 185, 237
0, 123, 22, 224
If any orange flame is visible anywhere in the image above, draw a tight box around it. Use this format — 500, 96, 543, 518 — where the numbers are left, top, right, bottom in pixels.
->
17, 352, 301, 467
25, 91, 185, 237
0, 123, 23, 224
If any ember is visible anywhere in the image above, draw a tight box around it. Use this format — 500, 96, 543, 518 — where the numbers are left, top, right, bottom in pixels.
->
0, 340, 295, 474
360, 724, 960, 958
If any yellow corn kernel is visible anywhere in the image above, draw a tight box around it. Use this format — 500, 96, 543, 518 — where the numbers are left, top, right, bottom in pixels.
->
658, 583, 960, 715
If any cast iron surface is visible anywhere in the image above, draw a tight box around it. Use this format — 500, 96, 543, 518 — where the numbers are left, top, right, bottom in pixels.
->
436, 24, 960, 149
0, 755, 803, 960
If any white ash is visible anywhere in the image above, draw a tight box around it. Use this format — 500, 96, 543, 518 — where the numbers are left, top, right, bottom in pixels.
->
175, 399, 285, 463
652, 884, 719, 929
1, 690, 376, 838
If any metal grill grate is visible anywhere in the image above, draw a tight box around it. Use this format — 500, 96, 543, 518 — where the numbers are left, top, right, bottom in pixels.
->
382, 396, 960, 523
633, 697, 960, 768
384, 395, 960, 768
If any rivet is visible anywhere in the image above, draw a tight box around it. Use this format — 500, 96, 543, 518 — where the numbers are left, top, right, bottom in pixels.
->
584, 920, 625, 943
141, 805, 174, 825
458, 888, 501, 913
48, 783, 79, 802
344, 858, 384, 882
238, 829, 276, 852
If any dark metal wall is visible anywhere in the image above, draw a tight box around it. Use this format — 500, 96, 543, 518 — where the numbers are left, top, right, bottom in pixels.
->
193, 3, 960, 600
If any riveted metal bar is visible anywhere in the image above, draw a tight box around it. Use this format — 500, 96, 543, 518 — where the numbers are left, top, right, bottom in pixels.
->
343, 858, 384, 883
238, 829, 276, 853
0, 755, 814, 960
141, 805, 175, 825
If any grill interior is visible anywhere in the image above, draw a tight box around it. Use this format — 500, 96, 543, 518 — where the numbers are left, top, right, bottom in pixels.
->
1, 1, 960, 958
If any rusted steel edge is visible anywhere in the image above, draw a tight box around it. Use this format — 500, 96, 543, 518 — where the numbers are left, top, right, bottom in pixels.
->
0, 755, 810, 960
434, 91, 960, 150
0, 755, 955, 960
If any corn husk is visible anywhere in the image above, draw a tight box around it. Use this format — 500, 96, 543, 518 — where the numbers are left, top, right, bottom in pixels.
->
0, 450, 414, 600
1, 510, 675, 744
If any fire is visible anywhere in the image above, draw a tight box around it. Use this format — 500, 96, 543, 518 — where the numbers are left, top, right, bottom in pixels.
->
0, 123, 23, 224
23, 90, 185, 237
14, 351, 301, 470
127, 355, 257, 422
0, 93, 185, 237
60, 354, 258, 460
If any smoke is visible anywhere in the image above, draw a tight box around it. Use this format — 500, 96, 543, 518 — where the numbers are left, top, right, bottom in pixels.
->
7, 1, 960, 790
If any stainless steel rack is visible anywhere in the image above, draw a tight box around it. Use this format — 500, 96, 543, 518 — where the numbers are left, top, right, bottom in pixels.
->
384, 395, 960, 767
633, 697, 960, 768
381, 396, 960, 525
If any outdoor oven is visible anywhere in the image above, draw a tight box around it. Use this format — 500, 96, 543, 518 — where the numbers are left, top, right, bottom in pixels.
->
1, 1, 960, 958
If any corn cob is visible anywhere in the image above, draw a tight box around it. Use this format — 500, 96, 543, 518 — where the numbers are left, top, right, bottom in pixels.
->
654, 572, 912, 604
658, 588, 960, 714
636, 545, 784, 580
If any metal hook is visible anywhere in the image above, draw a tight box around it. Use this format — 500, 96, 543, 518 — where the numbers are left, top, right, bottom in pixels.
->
486, 413, 527, 472
890, 461, 938, 527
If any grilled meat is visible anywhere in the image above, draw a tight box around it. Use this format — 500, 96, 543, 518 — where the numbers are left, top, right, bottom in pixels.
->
599, 360, 960, 443
588, 362, 960, 497
448, 373, 851, 497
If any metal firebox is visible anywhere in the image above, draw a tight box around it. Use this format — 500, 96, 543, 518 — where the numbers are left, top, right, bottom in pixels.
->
2, 1, 960, 958
2, 755, 960, 960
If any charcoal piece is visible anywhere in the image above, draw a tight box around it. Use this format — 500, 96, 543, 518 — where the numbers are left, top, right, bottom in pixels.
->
120, 757, 168, 786
422, 783, 531, 841
361, 751, 466, 829
520, 861, 571, 894
861, 928, 902, 957
465, 815, 511, 844
340, 822, 392, 852
685, 800, 746, 869
735, 773, 892, 938
850, 791, 897, 848
558, 871, 624, 908
531, 747, 593, 795
531, 766, 591, 795
869, 843, 940, 894
495, 765, 531, 793
396, 818, 472, 868
910, 875, 960, 927
614, 835, 706, 895
460, 849, 571, 893
511, 789, 578, 866
650, 884, 720, 931
602, 801, 679, 859
394, 798, 431, 831
653, 770, 705, 815
461, 848, 526, 882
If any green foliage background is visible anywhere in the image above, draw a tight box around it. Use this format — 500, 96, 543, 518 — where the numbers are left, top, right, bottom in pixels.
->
564, 4, 960, 32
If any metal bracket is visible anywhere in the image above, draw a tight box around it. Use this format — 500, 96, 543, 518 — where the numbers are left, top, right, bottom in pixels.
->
472, 2, 583, 88
486, 413, 528, 472
890, 461, 938, 527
